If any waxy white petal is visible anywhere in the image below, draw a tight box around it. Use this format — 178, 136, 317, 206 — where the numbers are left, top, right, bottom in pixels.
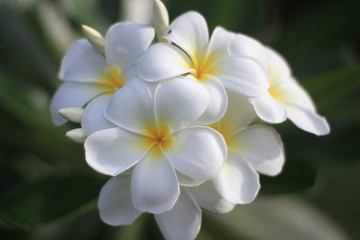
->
177, 172, 204, 187
105, 22, 154, 70
233, 125, 285, 176
50, 82, 102, 125
214, 155, 260, 204
165, 127, 226, 181
105, 80, 156, 135
216, 56, 269, 97
131, 151, 179, 214
98, 175, 141, 226
217, 91, 256, 135
228, 33, 268, 71
155, 189, 201, 240
81, 94, 115, 136
189, 181, 235, 214
153, 0, 170, 42
164, 11, 209, 60
155, 77, 209, 131
138, 43, 192, 82
82, 25, 105, 55
207, 26, 236, 60
278, 79, 330, 135
58, 107, 83, 123
196, 76, 228, 125
59, 39, 107, 83
265, 47, 291, 86
85, 128, 148, 176
249, 92, 287, 124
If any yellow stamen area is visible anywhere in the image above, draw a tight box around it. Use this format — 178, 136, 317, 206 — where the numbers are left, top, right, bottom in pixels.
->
209, 122, 235, 150
190, 53, 218, 82
139, 123, 175, 158
98, 66, 125, 93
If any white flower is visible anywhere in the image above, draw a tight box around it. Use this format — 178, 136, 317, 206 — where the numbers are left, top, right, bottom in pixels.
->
229, 35, 330, 135
85, 79, 226, 214
138, 11, 268, 124
98, 174, 233, 240
50, 22, 155, 135
209, 91, 285, 204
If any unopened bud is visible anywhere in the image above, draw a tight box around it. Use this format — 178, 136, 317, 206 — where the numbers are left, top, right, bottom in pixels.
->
66, 128, 87, 143
82, 25, 105, 55
153, 0, 170, 42
58, 107, 83, 123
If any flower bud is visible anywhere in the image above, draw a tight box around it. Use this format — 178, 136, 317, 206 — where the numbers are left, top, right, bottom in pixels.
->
66, 128, 87, 143
58, 107, 83, 123
152, 0, 170, 42
82, 25, 105, 55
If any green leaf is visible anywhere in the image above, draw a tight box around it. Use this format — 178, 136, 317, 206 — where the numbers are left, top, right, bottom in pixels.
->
0, 173, 104, 228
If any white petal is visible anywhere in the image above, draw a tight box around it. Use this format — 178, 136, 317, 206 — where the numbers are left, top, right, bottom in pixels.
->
85, 128, 148, 176
81, 94, 116, 136
105, 22, 154, 70
217, 91, 256, 135
98, 175, 141, 226
105, 80, 156, 134
59, 39, 107, 83
188, 181, 235, 214
196, 76, 228, 125
249, 92, 287, 124
228, 33, 268, 71
155, 77, 209, 130
214, 154, 260, 204
155, 189, 201, 240
233, 125, 285, 176
137, 43, 192, 82
50, 82, 102, 125
177, 172, 204, 187
166, 127, 226, 181
207, 26, 235, 60
131, 150, 179, 214
278, 79, 330, 135
216, 56, 269, 97
164, 11, 209, 60
265, 46, 291, 86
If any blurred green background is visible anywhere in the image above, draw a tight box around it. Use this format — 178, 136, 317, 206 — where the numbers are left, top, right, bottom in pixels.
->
0, 0, 359, 239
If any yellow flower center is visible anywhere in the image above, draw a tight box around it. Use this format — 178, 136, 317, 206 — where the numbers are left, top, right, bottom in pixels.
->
209, 122, 235, 150
98, 66, 125, 93
190, 53, 218, 81
140, 123, 175, 158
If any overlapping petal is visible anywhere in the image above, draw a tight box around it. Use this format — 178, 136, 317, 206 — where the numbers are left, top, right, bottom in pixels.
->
165, 127, 226, 181
154, 76, 209, 131
265, 47, 291, 86
85, 128, 148, 176
138, 43, 192, 82
249, 92, 287, 124
206, 27, 236, 60
105, 79, 157, 135
214, 154, 260, 204
50, 82, 102, 125
155, 188, 201, 240
217, 91, 256, 136
98, 175, 141, 226
277, 79, 330, 135
131, 150, 179, 214
59, 39, 107, 83
164, 11, 209, 60
188, 181, 235, 214
232, 125, 285, 176
195, 76, 228, 125
81, 94, 116, 136
215, 56, 269, 97
105, 22, 154, 70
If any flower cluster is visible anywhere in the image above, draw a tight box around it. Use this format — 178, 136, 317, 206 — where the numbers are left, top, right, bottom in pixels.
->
50, 1, 330, 239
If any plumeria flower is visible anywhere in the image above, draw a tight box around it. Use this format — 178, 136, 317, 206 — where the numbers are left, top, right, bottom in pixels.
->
209, 91, 285, 204
229, 35, 330, 135
85, 79, 227, 214
98, 175, 234, 240
138, 11, 268, 124
50, 22, 155, 135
